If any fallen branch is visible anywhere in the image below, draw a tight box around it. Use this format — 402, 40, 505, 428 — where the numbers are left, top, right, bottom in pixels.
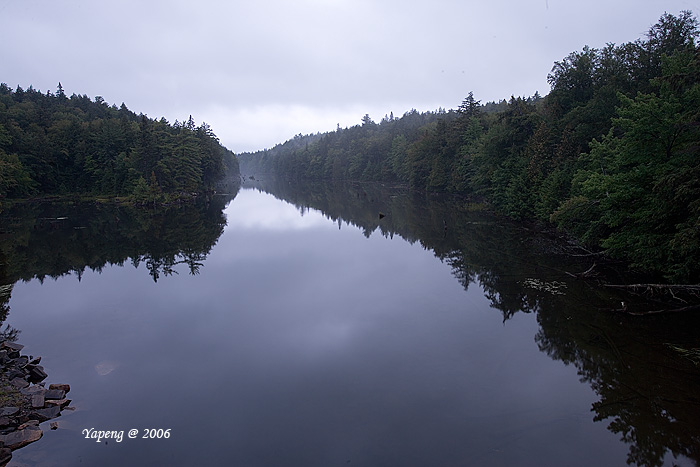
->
610, 304, 700, 316
603, 283, 700, 291
565, 262, 597, 279
568, 251, 605, 257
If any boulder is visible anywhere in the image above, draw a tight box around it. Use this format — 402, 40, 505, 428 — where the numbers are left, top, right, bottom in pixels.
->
48, 384, 70, 393
20, 386, 46, 396
45, 399, 70, 408
17, 420, 39, 430
26, 365, 48, 383
1, 342, 23, 352
0, 408, 19, 417
10, 378, 28, 389
0, 447, 11, 464
13, 356, 28, 368
0, 425, 42, 450
29, 406, 60, 422
31, 393, 45, 409
44, 389, 65, 400
7, 369, 24, 380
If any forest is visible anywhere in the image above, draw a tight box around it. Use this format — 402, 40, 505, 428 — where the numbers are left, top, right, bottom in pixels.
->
238, 11, 700, 283
0, 83, 239, 204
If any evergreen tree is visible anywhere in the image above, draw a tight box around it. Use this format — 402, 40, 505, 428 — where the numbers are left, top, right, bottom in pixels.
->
0, 83, 238, 203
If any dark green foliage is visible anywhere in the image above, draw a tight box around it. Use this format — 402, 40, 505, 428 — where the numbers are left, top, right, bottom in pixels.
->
238, 11, 700, 281
237, 109, 453, 183
554, 48, 700, 281
0, 85, 239, 203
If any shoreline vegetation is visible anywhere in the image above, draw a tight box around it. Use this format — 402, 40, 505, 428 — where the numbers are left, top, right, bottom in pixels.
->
237, 11, 700, 286
0, 174, 241, 211
0, 83, 240, 209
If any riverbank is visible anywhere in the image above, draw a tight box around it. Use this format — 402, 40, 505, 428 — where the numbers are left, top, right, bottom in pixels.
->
0, 340, 71, 465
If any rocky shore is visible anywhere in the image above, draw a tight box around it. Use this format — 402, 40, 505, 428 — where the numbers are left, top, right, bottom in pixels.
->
0, 340, 71, 465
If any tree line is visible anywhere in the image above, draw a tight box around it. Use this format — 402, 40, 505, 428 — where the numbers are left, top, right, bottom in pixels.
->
238, 11, 700, 283
0, 83, 239, 204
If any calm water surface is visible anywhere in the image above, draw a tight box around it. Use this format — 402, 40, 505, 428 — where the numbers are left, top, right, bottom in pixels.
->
2, 183, 698, 466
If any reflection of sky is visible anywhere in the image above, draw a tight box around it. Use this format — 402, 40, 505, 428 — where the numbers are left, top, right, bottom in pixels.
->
6, 189, 630, 466
225, 188, 331, 231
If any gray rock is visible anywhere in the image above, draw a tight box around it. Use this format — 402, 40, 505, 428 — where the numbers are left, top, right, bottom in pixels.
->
48, 384, 70, 393
30, 406, 60, 422
0, 408, 19, 417
44, 389, 65, 400
20, 386, 46, 396
7, 369, 24, 380
1, 342, 23, 352
31, 394, 45, 409
0, 447, 11, 464
0, 425, 42, 450
45, 399, 70, 408
27, 365, 48, 383
17, 420, 39, 430
0, 417, 11, 427
10, 378, 28, 389
13, 356, 28, 368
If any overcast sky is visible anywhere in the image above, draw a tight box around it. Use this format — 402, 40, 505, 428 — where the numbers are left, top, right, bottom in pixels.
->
2, 0, 698, 153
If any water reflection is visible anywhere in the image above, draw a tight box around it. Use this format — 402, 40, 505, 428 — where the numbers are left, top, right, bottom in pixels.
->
225, 189, 329, 231
244, 177, 700, 467
1, 179, 698, 466
0, 193, 237, 286
0, 192, 238, 460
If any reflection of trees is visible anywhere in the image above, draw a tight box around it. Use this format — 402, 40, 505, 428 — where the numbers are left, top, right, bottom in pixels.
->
536, 297, 700, 467
0, 249, 11, 324
0, 191, 237, 285
247, 177, 700, 467
0, 243, 20, 343
246, 178, 579, 320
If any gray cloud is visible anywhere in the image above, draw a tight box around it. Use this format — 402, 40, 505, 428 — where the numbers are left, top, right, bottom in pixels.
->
2, 0, 698, 151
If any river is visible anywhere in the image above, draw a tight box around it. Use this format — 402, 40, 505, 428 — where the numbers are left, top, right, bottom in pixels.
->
1, 180, 698, 466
